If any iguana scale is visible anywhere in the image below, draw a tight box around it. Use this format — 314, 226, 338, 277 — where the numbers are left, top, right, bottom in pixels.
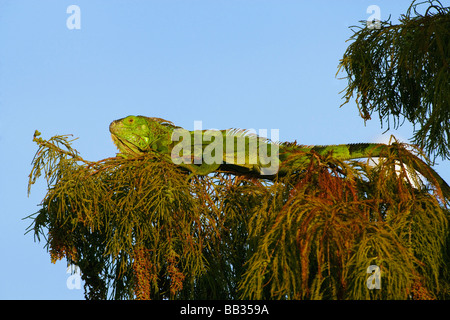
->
109, 115, 450, 199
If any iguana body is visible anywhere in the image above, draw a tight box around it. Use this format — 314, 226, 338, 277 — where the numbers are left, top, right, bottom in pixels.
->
110, 115, 379, 175
109, 115, 450, 199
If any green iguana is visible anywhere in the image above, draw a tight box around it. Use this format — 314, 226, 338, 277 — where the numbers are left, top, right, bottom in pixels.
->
109, 115, 450, 199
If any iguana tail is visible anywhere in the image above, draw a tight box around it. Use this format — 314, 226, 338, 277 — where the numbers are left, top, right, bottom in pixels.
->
279, 142, 450, 202
279, 142, 387, 161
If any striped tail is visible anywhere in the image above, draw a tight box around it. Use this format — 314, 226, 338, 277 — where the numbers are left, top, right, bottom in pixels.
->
279, 142, 450, 202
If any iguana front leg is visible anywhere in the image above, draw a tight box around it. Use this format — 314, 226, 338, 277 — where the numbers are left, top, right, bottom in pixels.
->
162, 152, 220, 178
179, 162, 221, 180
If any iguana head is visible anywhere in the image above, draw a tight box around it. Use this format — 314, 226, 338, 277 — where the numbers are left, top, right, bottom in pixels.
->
109, 115, 153, 156
109, 115, 177, 156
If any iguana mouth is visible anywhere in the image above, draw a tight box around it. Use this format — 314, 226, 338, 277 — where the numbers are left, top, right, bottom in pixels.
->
111, 134, 143, 156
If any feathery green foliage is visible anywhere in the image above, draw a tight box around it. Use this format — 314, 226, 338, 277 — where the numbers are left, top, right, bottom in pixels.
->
27, 131, 450, 299
338, 0, 450, 161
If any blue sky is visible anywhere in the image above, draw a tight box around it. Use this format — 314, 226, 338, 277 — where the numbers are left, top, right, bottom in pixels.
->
0, 0, 448, 299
